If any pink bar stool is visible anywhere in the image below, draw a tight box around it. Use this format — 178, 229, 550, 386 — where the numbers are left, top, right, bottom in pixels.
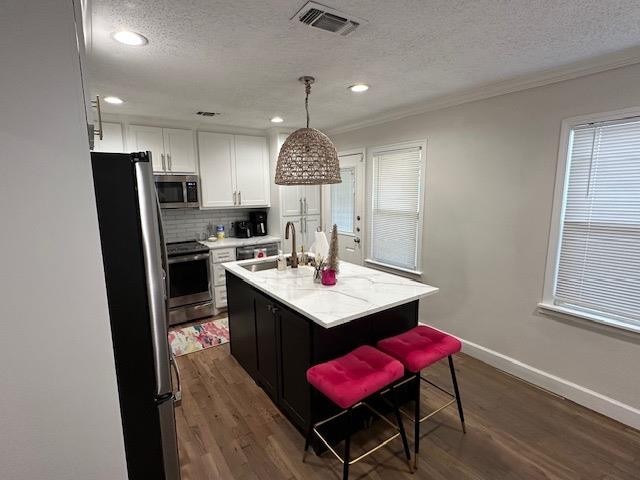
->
305, 345, 412, 480
377, 325, 465, 468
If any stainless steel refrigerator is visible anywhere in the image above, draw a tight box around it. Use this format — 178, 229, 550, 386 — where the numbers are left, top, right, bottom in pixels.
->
91, 151, 181, 480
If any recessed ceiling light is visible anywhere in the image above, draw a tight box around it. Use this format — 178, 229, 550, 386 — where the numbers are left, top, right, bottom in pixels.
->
349, 83, 369, 93
103, 96, 124, 105
270, 116, 284, 123
111, 30, 148, 46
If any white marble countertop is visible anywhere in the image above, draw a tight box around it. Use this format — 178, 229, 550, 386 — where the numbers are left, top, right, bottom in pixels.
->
223, 257, 438, 328
199, 235, 281, 250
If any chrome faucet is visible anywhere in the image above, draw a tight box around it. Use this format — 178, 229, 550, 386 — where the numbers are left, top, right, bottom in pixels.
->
285, 221, 298, 268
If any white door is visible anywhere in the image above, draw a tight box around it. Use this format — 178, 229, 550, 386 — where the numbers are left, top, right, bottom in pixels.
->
303, 215, 321, 249
163, 128, 196, 174
281, 186, 303, 216
328, 152, 365, 264
198, 132, 235, 208
302, 185, 321, 215
128, 125, 165, 172
234, 135, 269, 206
93, 122, 124, 152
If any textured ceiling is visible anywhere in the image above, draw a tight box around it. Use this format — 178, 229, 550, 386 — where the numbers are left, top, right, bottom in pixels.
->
88, 0, 640, 131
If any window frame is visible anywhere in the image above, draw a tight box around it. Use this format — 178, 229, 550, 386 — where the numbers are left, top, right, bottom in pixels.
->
540, 106, 640, 334
365, 140, 427, 276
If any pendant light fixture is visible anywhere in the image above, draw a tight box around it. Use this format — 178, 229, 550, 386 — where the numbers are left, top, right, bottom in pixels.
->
275, 76, 341, 185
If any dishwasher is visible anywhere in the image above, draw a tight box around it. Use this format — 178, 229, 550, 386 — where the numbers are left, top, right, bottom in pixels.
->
236, 243, 279, 260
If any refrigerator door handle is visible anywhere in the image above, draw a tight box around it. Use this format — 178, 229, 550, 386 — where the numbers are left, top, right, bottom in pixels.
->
170, 354, 182, 405
135, 159, 173, 397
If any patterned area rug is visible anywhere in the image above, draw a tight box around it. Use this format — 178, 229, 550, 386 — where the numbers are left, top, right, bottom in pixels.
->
168, 317, 229, 357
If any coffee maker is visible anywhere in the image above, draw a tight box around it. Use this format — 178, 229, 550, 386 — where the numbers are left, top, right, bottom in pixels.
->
249, 211, 268, 236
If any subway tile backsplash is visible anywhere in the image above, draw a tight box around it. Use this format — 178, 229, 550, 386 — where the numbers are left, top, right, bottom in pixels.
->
161, 208, 253, 243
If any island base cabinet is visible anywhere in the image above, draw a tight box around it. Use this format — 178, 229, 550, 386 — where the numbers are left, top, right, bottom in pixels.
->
226, 271, 419, 438
226, 273, 257, 378
254, 293, 279, 402
277, 306, 311, 430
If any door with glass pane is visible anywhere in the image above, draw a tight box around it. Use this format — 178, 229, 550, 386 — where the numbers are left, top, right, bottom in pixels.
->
329, 153, 365, 264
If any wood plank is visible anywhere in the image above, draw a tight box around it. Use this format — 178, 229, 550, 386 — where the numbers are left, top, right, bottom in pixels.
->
176, 344, 640, 480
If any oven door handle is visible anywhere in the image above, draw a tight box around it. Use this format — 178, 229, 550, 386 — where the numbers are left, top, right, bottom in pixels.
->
168, 253, 210, 264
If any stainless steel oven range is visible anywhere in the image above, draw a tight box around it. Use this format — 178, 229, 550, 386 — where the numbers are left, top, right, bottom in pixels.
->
166, 241, 213, 325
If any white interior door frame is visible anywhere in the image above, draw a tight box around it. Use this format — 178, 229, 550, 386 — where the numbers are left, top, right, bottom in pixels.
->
322, 147, 366, 263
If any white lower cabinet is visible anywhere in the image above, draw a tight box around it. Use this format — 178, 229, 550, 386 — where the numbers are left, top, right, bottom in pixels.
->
280, 215, 320, 252
209, 248, 236, 311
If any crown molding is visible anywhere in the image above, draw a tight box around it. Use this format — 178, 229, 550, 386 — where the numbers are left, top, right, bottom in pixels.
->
326, 47, 640, 136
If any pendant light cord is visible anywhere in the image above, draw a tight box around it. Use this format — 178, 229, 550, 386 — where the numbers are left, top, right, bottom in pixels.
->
305, 80, 311, 128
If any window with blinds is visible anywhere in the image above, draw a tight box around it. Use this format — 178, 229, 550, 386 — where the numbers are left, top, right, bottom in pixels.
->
368, 143, 425, 272
331, 166, 356, 234
549, 116, 640, 329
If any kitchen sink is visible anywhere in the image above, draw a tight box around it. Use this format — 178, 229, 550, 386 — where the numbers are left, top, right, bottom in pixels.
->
241, 260, 278, 272
240, 257, 315, 272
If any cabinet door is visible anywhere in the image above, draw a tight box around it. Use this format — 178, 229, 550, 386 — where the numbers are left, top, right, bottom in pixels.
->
93, 122, 124, 153
281, 186, 303, 216
302, 215, 321, 248
302, 185, 321, 215
163, 128, 196, 174
128, 125, 165, 172
234, 135, 269, 207
254, 292, 279, 401
277, 306, 311, 430
198, 132, 235, 208
226, 273, 257, 378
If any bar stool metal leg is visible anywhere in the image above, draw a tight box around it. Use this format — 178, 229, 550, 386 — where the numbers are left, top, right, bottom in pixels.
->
303, 421, 313, 461
390, 386, 412, 471
413, 372, 420, 469
448, 355, 466, 434
343, 408, 352, 480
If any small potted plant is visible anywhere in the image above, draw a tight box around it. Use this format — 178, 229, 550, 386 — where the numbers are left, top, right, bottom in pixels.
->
322, 225, 339, 286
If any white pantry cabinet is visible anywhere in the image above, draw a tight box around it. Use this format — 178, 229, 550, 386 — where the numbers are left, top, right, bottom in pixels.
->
93, 122, 124, 153
281, 185, 321, 216
198, 132, 269, 208
128, 125, 196, 174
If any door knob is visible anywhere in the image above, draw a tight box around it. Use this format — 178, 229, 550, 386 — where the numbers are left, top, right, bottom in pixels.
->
356, 215, 361, 221
354, 237, 361, 244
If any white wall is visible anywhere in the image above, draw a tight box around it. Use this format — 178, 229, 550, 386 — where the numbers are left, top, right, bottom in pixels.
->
331, 63, 640, 427
0, 1, 128, 478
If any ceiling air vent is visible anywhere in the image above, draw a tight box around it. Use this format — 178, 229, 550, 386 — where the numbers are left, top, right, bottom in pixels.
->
292, 2, 366, 36
196, 111, 221, 117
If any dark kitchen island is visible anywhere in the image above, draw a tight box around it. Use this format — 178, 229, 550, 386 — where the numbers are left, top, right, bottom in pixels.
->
223, 257, 438, 440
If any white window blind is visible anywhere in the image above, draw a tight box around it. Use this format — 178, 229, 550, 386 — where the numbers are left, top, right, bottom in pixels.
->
331, 166, 356, 234
552, 117, 640, 328
369, 145, 424, 272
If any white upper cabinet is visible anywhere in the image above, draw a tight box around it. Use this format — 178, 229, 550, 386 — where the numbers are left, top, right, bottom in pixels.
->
162, 128, 197, 174
197, 132, 270, 208
198, 132, 236, 208
234, 135, 269, 207
93, 122, 124, 153
128, 125, 196, 174
128, 125, 165, 171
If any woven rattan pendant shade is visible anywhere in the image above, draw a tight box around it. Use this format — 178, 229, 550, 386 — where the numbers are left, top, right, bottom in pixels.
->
275, 77, 341, 185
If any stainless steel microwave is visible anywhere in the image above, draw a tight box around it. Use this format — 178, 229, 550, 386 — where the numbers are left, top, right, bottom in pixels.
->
154, 175, 199, 208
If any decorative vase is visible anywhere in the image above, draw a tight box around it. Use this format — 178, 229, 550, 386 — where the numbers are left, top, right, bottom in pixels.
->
321, 268, 337, 286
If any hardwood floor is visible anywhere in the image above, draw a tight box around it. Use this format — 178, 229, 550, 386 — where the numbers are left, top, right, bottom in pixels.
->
175, 344, 640, 480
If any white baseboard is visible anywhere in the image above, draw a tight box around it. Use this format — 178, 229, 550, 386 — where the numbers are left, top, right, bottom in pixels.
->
460, 339, 640, 431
